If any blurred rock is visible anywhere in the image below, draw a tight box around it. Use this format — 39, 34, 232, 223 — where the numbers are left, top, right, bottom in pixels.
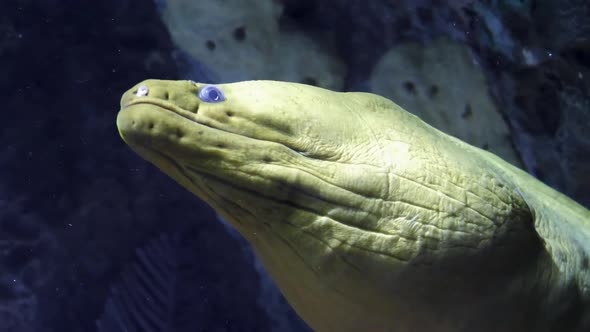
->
467, 1, 590, 206
370, 37, 521, 166
161, 0, 345, 88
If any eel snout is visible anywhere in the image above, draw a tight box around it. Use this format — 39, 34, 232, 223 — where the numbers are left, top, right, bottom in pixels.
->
118, 79, 294, 150
117, 79, 376, 165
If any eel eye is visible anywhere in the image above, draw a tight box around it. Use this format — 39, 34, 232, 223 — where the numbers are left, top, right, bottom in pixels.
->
136, 85, 149, 97
198, 85, 226, 103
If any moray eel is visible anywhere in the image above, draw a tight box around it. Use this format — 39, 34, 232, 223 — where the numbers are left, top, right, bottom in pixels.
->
117, 79, 590, 332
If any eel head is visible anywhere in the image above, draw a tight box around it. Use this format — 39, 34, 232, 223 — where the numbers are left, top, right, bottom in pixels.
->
117, 79, 543, 331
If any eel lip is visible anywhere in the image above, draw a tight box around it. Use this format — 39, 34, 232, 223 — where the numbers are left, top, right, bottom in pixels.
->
122, 98, 199, 126
122, 99, 173, 111
120, 99, 244, 143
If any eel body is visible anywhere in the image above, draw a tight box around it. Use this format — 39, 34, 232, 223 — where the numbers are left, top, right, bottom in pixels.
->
117, 79, 590, 332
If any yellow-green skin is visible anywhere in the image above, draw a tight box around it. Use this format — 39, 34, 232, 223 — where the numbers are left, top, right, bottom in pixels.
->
117, 79, 590, 332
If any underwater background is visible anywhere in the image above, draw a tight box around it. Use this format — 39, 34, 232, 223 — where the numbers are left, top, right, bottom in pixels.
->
1, 0, 589, 331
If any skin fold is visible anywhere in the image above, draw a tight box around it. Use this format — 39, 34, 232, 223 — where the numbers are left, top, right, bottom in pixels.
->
117, 79, 590, 332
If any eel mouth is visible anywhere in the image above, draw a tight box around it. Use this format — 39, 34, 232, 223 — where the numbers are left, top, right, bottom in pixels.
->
123, 98, 188, 117
118, 95, 261, 160
118, 98, 278, 229
118, 96, 316, 201
121, 96, 309, 159
122, 97, 224, 135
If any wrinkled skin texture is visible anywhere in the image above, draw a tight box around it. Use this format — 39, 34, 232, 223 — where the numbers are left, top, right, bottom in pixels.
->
117, 80, 590, 332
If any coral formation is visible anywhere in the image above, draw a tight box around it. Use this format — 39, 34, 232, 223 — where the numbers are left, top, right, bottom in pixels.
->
370, 38, 521, 166
161, 0, 345, 88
